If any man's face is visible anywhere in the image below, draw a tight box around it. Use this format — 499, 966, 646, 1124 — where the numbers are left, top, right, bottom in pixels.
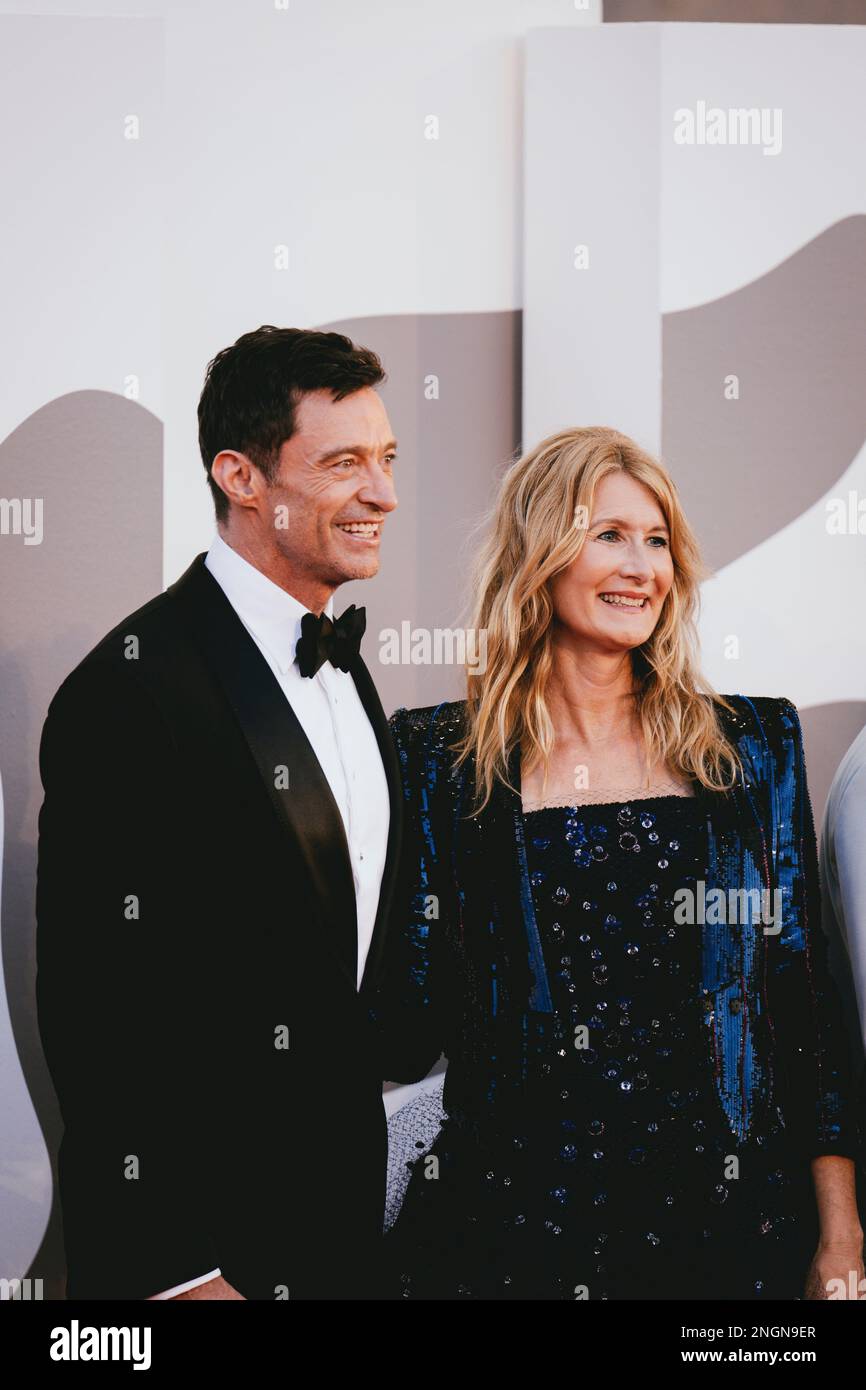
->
262, 386, 398, 593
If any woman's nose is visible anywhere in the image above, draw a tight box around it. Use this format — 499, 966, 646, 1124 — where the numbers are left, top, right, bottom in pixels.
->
619, 547, 652, 580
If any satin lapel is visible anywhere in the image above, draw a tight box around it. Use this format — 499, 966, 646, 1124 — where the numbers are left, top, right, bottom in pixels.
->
349, 654, 403, 995
170, 555, 358, 989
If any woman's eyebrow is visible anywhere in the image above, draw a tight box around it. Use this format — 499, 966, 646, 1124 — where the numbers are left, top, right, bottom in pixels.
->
591, 515, 670, 534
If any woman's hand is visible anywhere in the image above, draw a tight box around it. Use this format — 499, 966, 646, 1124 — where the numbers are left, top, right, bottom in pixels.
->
804, 1239, 865, 1300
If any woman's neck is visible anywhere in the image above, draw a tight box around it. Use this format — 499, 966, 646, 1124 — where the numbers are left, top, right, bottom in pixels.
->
544, 645, 639, 746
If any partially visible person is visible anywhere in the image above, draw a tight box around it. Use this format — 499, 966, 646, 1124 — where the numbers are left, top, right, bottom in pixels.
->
821, 723, 866, 1056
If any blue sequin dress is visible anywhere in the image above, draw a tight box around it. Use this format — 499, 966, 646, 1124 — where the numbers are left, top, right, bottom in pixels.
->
382, 794, 817, 1300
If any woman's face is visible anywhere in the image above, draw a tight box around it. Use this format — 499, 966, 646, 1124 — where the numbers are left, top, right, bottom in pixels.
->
549, 471, 675, 653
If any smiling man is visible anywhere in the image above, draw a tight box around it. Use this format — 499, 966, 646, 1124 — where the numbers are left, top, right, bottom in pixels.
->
35, 326, 402, 1300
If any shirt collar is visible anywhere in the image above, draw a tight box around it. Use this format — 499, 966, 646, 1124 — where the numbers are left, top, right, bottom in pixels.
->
204, 533, 334, 675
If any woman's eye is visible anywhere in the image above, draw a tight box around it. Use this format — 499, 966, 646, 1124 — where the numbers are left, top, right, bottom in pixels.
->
596, 529, 668, 547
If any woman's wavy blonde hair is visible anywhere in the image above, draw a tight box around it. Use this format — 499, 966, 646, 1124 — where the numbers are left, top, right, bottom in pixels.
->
451, 425, 744, 814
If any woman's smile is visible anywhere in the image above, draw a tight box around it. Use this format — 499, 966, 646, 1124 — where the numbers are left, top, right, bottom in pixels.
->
598, 590, 650, 611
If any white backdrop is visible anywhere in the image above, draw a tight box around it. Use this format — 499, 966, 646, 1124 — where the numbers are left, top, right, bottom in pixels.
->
524, 23, 866, 714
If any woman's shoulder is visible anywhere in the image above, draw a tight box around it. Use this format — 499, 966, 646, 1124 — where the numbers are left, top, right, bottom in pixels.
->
713, 692, 804, 749
387, 700, 469, 800
388, 698, 467, 753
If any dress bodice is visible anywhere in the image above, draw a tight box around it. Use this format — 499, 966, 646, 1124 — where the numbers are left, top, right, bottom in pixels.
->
385, 794, 813, 1298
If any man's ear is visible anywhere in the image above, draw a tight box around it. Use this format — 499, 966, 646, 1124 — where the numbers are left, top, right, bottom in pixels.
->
210, 450, 261, 511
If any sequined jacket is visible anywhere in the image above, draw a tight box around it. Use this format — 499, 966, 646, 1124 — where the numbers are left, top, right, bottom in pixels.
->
370, 695, 863, 1163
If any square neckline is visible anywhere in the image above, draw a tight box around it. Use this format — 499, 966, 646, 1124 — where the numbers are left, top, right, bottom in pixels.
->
520, 790, 703, 817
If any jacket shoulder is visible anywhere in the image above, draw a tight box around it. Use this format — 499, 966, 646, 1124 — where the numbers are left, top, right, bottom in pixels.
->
714, 693, 802, 746
45, 585, 183, 725
388, 699, 466, 744
387, 700, 468, 782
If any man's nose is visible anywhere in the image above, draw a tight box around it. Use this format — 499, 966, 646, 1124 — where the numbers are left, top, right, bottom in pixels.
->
359, 464, 398, 513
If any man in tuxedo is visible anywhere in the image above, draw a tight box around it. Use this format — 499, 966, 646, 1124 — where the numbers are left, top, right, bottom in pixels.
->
35, 325, 402, 1300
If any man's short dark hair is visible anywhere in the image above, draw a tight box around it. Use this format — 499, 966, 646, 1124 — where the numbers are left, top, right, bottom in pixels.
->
197, 325, 387, 523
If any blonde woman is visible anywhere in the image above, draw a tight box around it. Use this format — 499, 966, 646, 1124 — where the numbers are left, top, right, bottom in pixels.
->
371, 426, 864, 1301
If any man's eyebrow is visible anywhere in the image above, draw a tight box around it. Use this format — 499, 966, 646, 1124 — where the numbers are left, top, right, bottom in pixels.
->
591, 515, 670, 533
311, 440, 398, 464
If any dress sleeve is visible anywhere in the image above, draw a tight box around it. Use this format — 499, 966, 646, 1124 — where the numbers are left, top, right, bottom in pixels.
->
770, 698, 864, 1164
366, 706, 458, 1085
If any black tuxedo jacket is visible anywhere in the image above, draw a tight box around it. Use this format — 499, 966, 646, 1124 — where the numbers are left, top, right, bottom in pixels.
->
35, 553, 403, 1300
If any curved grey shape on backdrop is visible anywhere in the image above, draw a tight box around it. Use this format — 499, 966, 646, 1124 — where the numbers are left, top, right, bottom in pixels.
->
663, 216, 866, 573
0, 390, 162, 1295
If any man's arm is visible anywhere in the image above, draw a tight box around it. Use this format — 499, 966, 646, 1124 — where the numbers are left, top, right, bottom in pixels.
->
769, 699, 862, 1162
36, 656, 220, 1299
827, 754, 866, 1052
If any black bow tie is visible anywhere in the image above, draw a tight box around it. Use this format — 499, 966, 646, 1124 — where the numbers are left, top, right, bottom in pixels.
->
295, 604, 366, 677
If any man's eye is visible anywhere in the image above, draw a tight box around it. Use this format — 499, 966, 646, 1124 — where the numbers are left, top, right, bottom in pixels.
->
335, 458, 355, 469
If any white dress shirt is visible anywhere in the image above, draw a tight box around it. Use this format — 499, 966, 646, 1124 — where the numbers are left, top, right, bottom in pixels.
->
147, 533, 390, 1299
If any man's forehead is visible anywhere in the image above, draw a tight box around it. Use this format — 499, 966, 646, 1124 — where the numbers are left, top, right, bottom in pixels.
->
295, 385, 384, 429
291, 389, 392, 453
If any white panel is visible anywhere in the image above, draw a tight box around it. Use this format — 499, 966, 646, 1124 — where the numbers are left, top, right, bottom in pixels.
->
523, 26, 662, 453
523, 22, 866, 715
161, 0, 600, 582
700, 442, 866, 707
661, 23, 866, 312
0, 15, 164, 440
